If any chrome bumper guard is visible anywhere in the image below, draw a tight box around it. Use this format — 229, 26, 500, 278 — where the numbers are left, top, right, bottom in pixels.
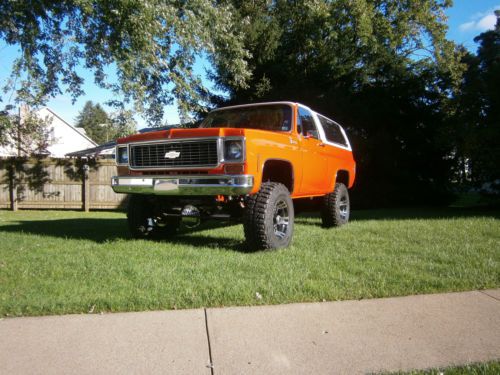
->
111, 175, 254, 196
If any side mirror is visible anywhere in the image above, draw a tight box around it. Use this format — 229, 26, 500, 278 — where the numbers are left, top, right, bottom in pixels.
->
304, 130, 318, 139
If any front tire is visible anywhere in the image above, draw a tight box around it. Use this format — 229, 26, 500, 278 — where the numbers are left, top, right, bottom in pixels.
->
127, 195, 179, 238
244, 182, 294, 250
321, 183, 350, 227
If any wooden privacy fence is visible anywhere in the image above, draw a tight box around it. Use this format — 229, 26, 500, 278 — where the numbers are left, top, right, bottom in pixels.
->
0, 157, 127, 211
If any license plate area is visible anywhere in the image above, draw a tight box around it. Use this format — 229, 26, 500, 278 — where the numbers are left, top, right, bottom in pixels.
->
154, 179, 179, 192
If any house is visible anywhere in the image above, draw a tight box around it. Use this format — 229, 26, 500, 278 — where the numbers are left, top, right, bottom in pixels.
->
0, 106, 98, 158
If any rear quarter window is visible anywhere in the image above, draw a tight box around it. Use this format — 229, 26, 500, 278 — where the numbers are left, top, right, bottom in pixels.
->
317, 115, 349, 147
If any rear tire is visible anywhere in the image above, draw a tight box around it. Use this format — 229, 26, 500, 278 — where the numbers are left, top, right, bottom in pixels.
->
244, 182, 294, 250
321, 183, 350, 227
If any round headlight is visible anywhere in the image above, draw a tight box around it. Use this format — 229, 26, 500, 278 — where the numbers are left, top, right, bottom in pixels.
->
117, 146, 128, 164
225, 140, 243, 161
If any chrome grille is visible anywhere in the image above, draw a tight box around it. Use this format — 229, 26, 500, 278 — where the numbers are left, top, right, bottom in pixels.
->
129, 139, 219, 169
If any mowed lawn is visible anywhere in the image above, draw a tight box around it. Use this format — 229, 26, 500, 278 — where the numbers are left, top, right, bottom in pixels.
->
0, 208, 498, 317
393, 360, 500, 375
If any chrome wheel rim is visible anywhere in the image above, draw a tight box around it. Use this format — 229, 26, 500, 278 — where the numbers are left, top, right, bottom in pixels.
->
273, 200, 290, 239
339, 196, 349, 221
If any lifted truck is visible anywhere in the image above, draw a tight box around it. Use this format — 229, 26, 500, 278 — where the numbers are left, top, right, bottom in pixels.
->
112, 102, 356, 250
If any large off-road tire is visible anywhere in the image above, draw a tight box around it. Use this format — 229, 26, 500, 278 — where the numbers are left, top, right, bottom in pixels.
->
321, 182, 350, 228
127, 195, 179, 238
243, 182, 294, 250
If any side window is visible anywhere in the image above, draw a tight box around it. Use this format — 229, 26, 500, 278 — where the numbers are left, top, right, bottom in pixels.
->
298, 107, 319, 139
318, 116, 348, 147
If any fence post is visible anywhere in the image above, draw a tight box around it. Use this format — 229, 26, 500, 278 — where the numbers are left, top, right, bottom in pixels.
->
8, 163, 18, 211
83, 163, 90, 212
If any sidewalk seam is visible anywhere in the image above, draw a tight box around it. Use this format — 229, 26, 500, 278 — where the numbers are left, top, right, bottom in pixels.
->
204, 308, 214, 375
479, 290, 500, 303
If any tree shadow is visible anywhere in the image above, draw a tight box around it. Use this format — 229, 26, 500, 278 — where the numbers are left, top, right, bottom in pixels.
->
0, 218, 128, 243
0, 157, 53, 201
295, 207, 500, 226
0, 217, 250, 252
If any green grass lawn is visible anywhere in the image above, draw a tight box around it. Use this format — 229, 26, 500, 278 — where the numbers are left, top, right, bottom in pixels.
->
392, 360, 500, 375
0, 208, 498, 317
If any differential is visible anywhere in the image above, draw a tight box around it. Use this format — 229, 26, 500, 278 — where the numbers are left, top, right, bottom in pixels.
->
181, 205, 201, 228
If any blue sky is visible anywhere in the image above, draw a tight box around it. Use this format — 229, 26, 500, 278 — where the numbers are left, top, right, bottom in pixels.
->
1, 0, 499, 129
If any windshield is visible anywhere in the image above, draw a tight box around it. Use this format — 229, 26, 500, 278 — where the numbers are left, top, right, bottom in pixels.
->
200, 104, 292, 131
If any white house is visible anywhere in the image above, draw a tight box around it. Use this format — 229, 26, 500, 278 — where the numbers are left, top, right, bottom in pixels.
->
0, 106, 97, 158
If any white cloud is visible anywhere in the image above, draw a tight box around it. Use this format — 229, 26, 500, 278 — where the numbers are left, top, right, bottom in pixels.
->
477, 14, 497, 31
459, 21, 475, 32
459, 6, 499, 32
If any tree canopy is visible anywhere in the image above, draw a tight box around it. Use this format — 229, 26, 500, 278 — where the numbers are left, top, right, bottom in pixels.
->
1, 1, 497, 205
0, 0, 250, 123
0, 106, 51, 156
452, 10, 500, 185
210, 0, 479, 206
75, 101, 136, 144
213, 0, 463, 104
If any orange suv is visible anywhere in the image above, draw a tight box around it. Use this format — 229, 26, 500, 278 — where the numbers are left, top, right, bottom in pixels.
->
112, 102, 356, 249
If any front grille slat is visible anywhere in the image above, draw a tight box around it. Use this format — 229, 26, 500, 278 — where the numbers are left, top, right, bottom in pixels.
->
130, 139, 219, 169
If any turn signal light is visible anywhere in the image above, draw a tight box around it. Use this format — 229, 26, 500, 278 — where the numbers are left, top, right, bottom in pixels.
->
224, 164, 245, 174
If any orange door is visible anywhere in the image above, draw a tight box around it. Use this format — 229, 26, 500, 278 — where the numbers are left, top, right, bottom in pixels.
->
296, 107, 329, 195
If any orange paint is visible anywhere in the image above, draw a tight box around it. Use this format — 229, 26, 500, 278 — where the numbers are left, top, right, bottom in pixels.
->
118, 103, 356, 198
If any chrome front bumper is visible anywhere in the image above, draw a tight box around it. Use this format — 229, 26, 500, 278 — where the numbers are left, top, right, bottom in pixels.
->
111, 175, 254, 196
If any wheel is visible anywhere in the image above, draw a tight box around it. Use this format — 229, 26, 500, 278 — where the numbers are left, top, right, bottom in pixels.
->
127, 195, 179, 238
127, 195, 155, 238
243, 182, 294, 250
321, 182, 350, 227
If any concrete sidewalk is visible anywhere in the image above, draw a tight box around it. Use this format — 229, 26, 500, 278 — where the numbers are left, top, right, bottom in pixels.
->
1, 290, 499, 374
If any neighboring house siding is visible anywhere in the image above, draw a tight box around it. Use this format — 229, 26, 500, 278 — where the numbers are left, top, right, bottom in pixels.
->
0, 107, 97, 157
0, 143, 17, 157
40, 108, 97, 157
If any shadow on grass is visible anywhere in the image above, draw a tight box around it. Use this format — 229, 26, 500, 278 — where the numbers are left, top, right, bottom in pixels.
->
0, 217, 249, 252
295, 207, 500, 226
1, 207, 497, 249
0, 218, 128, 243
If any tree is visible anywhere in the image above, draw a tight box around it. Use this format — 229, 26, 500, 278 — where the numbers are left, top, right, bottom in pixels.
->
0, 0, 251, 123
75, 101, 137, 144
215, 1, 463, 103
110, 109, 137, 139
75, 101, 111, 144
456, 10, 500, 185
0, 105, 51, 156
211, 0, 465, 207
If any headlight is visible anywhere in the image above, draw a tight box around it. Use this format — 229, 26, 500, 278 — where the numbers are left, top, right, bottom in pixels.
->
224, 139, 244, 162
116, 145, 128, 165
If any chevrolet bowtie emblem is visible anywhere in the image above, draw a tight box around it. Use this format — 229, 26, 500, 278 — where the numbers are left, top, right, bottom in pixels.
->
164, 151, 181, 159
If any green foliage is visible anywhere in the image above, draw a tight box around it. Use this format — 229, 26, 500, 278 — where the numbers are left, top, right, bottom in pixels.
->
0, 106, 52, 156
0, 0, 250, 123
110, 109, 138, 139
216, 0, 463, 99
74, 101, 136, 144
75, 101, 111, 144
213, 0, 466, 206
452, 11, 500, 185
